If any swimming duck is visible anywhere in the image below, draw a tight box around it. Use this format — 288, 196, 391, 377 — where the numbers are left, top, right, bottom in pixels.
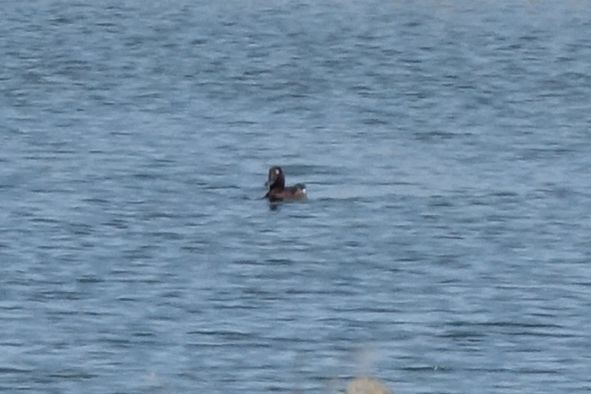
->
265, 166, 307, 202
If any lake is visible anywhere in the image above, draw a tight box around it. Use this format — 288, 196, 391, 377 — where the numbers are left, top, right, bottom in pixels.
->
1, 1, 590, 393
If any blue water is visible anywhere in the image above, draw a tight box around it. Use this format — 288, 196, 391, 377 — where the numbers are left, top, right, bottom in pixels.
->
2, 1, 591, 393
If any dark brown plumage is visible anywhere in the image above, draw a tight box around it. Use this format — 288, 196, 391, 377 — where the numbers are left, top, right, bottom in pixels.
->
265, 166, 307, 202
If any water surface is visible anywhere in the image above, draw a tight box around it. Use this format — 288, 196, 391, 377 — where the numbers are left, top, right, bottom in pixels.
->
1, 1, 591, 393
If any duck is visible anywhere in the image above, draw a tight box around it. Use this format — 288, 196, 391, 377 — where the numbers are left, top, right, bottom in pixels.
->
264, 166, 307, 202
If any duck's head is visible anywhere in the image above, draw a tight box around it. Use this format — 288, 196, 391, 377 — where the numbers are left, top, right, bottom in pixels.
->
265, 166, 285, 191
